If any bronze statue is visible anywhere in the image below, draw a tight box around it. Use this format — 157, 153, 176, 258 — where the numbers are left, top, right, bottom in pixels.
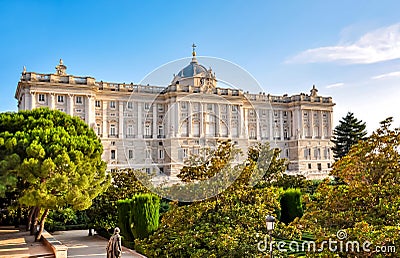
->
107, 227, 122, 258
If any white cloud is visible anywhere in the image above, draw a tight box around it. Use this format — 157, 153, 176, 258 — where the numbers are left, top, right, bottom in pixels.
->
325, 82, 344, 89
371, 71, 400, 80
288, 23, 400, 64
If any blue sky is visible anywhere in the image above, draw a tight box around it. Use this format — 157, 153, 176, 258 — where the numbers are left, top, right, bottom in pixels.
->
1, 0, 400, 133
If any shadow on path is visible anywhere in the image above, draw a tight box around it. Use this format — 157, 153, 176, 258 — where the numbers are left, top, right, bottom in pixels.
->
0, 226, 53, 258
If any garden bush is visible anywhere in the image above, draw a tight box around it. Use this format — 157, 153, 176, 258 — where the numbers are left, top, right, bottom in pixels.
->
130, 194, 160, 239
116, 199, 134, 243
280, 188, 303, 224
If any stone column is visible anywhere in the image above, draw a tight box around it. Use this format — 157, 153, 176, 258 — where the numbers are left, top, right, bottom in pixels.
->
256, 108, 260, 140
310, 110, 314, 138
328, 111, 333, 138
102, 100, 107, 138
319, 110, 323, 138
49, 93, 55, 110
30, 91, 36, 110
244, 108, 249, 138
299, 109, 304, 139
174, 102, 180, 137
200, 103, 204, 138
153, 104, 157, 138
239, 106, 244, 138
227, 104, 232, 138
85, 95, 95, 126
188, 102, 192, 137
67, 94, 74, 116
279, 110, 284, 140
137, 102, 143, 138
269, 110, 273, 140
118, 101, 124, 138
216, 104, 221, 137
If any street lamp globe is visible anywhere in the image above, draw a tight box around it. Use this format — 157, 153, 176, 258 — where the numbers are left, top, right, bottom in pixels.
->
265, 215, 275, 231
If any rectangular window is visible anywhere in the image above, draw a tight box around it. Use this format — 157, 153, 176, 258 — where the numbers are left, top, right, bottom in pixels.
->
95, 100, 101, 107
128, 150, 133, 159
183, 148, 188, 159
76, 96, 82, 104
96, 124, 101, 136
57, 95, 64, 103
110, 101, 116, 109
158, 104, 163, 111
207, 104, 213, 111
145, 168, 151, 174
308, 163, 312, 169
38, 94, 45, 102
144, 103, 150, 110
181, 102, 187, 110
110, 124, 116, 136
158, 125, 164, 136
111, 150, 116, 160
158, 149, 164, 159
127, 124, 133, 136
145, 125, 151, 136
232, 105, 238, 112
317, 163, 322, 171
127, 102, 133, 109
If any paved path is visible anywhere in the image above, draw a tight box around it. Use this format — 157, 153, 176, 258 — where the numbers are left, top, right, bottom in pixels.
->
52, 230, 145, 258
0, 226, 53, 258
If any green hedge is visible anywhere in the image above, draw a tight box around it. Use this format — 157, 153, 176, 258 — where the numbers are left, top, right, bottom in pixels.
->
116, 199, 134, 243
280, 188, 303, 224
130, 194, 160, 239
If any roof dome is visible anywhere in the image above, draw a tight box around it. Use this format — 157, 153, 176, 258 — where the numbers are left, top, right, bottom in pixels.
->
176, 58, 207, 78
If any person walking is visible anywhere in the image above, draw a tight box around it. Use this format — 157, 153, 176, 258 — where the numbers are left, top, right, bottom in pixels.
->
107, 227, 122, 258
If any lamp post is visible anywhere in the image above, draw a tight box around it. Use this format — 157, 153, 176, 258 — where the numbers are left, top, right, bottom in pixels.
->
265, 215, 275, 258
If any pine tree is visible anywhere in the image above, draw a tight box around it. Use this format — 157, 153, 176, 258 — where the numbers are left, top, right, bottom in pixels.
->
0, 108, 109, 240
331, 112, 367, 160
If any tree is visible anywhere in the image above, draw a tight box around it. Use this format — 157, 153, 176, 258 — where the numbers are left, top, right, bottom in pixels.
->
299, 117, 400, 256
331, 112, 367, 160
0, 108, 109, 240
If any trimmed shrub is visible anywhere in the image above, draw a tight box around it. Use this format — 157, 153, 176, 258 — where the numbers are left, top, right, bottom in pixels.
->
116, 199, 134, 242
130, 194, 160, 239
280, 188, 303, 224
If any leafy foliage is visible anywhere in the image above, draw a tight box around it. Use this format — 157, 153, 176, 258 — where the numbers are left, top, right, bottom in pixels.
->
135, 141, 304, 257
331, 112, 367, 160
299, 117, 400, 256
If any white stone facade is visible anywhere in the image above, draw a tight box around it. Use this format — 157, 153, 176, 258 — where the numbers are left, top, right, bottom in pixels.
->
15, 57, 335, 179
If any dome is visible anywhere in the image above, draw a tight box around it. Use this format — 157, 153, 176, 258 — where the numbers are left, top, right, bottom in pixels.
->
176, 58, 207, 78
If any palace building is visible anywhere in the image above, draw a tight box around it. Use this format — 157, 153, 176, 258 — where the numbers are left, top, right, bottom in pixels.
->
15, 49, 335, 179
